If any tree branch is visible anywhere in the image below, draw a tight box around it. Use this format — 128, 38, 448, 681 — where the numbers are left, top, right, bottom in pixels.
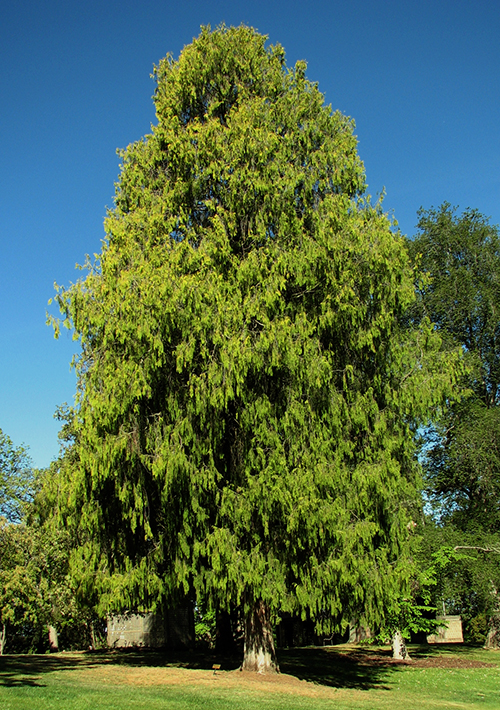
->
454, 545, 500, 554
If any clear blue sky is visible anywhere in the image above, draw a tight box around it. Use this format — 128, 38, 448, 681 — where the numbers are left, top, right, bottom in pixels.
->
1, 0, 499, 468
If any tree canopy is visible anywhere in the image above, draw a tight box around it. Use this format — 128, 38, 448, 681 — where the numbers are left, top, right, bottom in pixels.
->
409, 203, 500, 409
52, 25, 458, 670
408, 204, 500, 530
0, 429, 35, 524
0, 424, 87, 654
408, 204, 500, 644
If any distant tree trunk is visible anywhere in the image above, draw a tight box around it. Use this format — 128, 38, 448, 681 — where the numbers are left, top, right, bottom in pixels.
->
48, 625, 59, 652
241, 599, 278, 673
90, 620, 97, 650
484, 618, 500, 648
484, 583, 500, 649
0, 623, 6, 655
348, 621, 371, 643
215, 609, 235, 653
392, 630, 410, 660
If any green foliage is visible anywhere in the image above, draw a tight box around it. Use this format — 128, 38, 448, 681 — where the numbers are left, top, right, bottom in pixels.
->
418, 521, 500, 640
379, 597, 438, 642
426, 403, 500, 532
377, 536, 461, 643
408, 204, 500, 635
409, 203, 500, 408
194, 606, 216, 648
408, 204, 500, 528
51, 25, 458, 634
0, 515, 79, 652
0, 429, 35, 523
31, 431, 109, 647
0, 431, 106, 653
466, 612, 489, 643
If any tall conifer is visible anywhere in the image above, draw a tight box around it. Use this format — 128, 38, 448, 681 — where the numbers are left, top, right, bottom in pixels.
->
52, 25, 457, 671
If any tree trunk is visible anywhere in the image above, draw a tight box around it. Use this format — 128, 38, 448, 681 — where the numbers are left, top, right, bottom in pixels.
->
241, 599, 279, 673
90, 620, 97, 651
484, 618, 500, 648
484, 582, 500, 649
348, 621, 371, 643
48, 625, 59, 652
392, 629, 410, 660
0, 623, 6, 655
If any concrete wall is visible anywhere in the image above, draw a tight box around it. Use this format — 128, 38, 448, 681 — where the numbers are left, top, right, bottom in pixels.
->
107, 604, 195, 650
107, 612, 166, 648
427, 615, 464, 644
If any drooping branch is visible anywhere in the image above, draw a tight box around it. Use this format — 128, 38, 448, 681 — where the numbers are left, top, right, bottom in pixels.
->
454, 545, 500, 554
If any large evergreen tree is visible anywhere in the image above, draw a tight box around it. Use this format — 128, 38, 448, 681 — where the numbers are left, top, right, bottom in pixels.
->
52, 25, 456, 671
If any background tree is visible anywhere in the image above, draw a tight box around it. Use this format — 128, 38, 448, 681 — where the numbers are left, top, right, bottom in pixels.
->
0, 429, 36, 653
0, 418, 105, 654
409, 204, 500, 409
32, 407, 109, 651
52, 25, 458, 671
407, 204, 500, 644
0, 510, 86, 654
0, 429, 36, 523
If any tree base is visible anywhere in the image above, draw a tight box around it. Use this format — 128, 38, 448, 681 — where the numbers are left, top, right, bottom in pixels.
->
392, 630, 411, 660
242, 599, 279, 673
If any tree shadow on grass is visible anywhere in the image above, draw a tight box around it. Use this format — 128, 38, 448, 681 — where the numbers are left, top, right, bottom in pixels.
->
3, 643, 478, 691
0, 648, 242, 688
98, 645, 404, 690
0, 645, 403, 691
0, 652, 102, 687
278, 645, 404, 690
0, 671, 46, 688
409, 642, 484, 658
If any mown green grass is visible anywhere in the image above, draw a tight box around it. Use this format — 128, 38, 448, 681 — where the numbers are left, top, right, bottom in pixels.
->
1, 644, 499, 710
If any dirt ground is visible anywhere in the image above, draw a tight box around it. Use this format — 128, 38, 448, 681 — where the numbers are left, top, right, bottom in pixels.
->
333, 651, 496, 670
72, 664, 332, 698
389, 656, 495, 669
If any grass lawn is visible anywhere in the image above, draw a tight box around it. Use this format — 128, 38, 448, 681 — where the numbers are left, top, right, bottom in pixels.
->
1, 643, 499, 709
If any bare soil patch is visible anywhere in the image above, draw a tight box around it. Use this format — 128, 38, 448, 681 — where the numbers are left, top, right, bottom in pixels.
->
407, 656, 495, 670
72, 664, 338, 699
328, 649, 496, 670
